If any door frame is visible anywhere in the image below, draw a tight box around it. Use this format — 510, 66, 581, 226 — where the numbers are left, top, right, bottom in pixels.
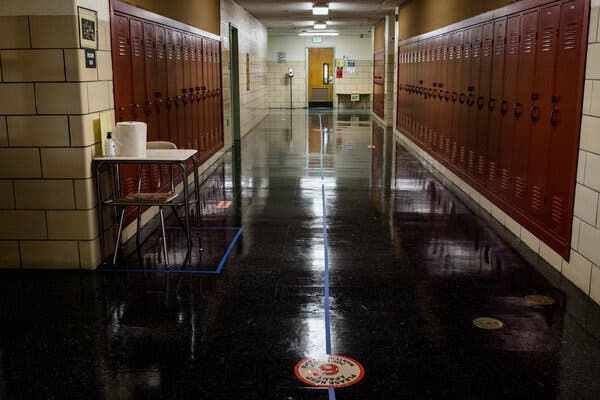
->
229, 23, 241, 142
305, 46, 336, 108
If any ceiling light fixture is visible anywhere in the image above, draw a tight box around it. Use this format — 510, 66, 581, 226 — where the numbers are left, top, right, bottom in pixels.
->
314, 20, 327, 29
312, 3, 329, 15
299, 31, 339, 36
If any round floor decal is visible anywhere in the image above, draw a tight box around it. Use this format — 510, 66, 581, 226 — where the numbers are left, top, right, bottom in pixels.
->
473, 317, 504, 330
294, 355, 364, 388
524, 294, 554, 306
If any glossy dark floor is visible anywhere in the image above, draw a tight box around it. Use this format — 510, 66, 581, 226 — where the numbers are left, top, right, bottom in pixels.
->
1, 110, 600, 399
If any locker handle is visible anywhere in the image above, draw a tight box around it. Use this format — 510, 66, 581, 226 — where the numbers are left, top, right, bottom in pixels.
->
459, 93, 466, 104
477, 96, 484, 109
189, 88, 195, 103
438, 83, 444, 88
166, 97, 173, 109
488, 98, 496, 111
530, 105, 539, 122
438, 90, 444, 99
145, 101, 152, 114
551, 108, 559, 126
452, 92, 458, 102
552, 94, 560, 104
181, 89, 188, 105
513, 103, 522, 118
445, 91, 450, 101
118, 106, 125, 121
467, 94, 475, 106
500, 100, 508, 115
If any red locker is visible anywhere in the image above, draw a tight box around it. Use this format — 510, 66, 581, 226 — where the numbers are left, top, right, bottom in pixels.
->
512, 10, 539, 209
111, 13, 133, 122
174, 31, 185, 149
527, 4, 560, 217
154, 25, 170, 144
182, 33, 193, 149
486, 17, 507, 192
189, 35, 199, 153
457, 28, 471, 169
466, 24, 482, 175
129, 18, 146, 124
443, 32, 454, 159
451, 30, 463, 163
474, 22, 493, 184
142, 22, 158, 140
545, 0, 587, 238
497, 15, 521, 201
165, 28, 179, 146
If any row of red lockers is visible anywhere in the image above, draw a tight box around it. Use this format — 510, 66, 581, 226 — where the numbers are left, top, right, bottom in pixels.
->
395, 0, 587, 257
373, 49, 385, 119
111, 11, 224, 197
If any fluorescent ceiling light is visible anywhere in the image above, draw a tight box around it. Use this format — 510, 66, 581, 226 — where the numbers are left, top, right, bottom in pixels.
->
299, 31, 339, 36
312, 3, 329, 15
314, 21, 327, 29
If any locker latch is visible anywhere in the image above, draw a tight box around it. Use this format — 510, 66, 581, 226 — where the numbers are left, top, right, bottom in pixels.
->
467, 86, 474, 92
531, 92, 539, 101
514, 103, 523, 118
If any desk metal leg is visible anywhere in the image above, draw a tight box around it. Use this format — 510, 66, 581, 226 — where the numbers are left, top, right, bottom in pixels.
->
95, 162, 105, 265
178, 162, 192, 262
192, 156, 200, 225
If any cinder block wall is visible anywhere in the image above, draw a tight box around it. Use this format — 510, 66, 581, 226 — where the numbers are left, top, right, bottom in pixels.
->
0, 1, 113, 269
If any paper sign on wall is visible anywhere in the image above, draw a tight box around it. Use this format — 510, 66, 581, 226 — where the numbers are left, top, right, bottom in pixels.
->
335, 59, 345, 68
346, 59, 356, 73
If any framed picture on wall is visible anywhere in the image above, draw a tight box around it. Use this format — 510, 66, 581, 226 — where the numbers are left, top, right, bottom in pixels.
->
78, 7, 98, 50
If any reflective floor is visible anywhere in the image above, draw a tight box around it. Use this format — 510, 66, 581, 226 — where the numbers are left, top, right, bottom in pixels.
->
1, 109, 600, 399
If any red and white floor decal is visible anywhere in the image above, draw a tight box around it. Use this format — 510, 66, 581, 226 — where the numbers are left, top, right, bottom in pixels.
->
294, 354, 364, 388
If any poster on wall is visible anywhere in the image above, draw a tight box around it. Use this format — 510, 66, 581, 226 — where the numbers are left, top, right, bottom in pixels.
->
335, 59, 345, 68
346, 59, 356, 73
78, 7, 98, 50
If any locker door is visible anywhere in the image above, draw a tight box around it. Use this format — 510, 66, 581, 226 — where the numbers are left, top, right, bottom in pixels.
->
424, 38, 433, 146
444, 32, 455, 159
197, 38, 206, 154
457, 28, 471, 169
498, 15, 520, 200
143, 22, 159, 141
451, 30, 464, 164
512, 10, 539, 209
154, 26, 169, 143
182, 33, 193, 149
174, 31, 185, 149
165, 28, 179, 146
474, 22, 493, 184
216, 41, 223, 145
466, 24, 482, 175
527, 4, 560, 217
130, 18, 146, 123
545, 0, 586, 239
201, 38, 210, 156
486, 17, 507, 192
208, 40, 216, 150
212, 40, 220, 146
111, 13, 133, 122
432, 36, 442, 152
190, 35, 199, 153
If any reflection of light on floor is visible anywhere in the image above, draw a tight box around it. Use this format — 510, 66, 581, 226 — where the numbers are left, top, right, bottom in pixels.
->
303, 314, 327, 357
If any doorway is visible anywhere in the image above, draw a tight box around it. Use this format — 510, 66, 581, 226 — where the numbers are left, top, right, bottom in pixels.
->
230, 23, 241, 143
307, 47, 334, 108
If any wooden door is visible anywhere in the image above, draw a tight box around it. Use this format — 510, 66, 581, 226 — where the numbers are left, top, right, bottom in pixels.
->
308, 47, 334, 105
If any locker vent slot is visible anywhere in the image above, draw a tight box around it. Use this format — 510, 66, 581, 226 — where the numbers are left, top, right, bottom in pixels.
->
132, 35, 142, 57
459, 146, 466, 163
166, 42, 174, 60
464, 42, 471, 58
531, 185, 543, 210
124, 176, 135, 195
151, 165, 160, 189
449, 45, 455, 60
468, 150, 475, 169
489, 162, 497, 183
541, 28, 554, 52
473, 40, 481, 58
564, 22, 578, 50
524, 29, 536, 53
157, 39, 165, 59
144, 37, 153, 60
483, 38, 493, 57
509, 32, 519, 54
551, 196, 563, 224
117, 33, 128, 56
501, 169, 510, 190
457, 44, 462, 59
515, 176, 526, 199
478, 155, 486, 175
312, 88, 330, 102
495, 35, 505, 55
175, 43, 182, 61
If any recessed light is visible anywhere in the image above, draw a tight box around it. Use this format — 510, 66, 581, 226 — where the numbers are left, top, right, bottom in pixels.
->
312, 3, 329, 15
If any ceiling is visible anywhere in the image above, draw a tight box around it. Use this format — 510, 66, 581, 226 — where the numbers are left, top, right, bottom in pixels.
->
234, 1, 400, 35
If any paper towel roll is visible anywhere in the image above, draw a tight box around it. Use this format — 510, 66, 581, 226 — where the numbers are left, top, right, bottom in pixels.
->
114, 121, 147, 157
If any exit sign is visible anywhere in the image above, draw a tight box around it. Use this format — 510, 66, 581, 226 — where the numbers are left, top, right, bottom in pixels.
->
312, 36, 322, 43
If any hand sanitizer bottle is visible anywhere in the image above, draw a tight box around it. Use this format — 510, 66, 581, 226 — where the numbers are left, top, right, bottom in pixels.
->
105, 132, 115, 156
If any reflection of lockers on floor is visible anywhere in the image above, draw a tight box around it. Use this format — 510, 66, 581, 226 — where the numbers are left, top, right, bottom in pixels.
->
373, 19, 385, 119
110, 0, 224, 221
396, 0, 588, 258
